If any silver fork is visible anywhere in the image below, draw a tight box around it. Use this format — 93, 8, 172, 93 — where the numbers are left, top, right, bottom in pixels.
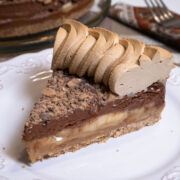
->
145, 0, 180, 28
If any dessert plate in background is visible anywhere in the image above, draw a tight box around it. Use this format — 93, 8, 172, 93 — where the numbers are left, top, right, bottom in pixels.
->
0, 49, 180, 180
0, 0, 110, 54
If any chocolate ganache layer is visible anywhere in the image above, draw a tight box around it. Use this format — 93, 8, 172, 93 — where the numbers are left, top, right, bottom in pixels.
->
23, 70, 165, 141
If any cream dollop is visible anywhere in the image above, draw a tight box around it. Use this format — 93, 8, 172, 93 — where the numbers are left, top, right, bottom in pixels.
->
52, 19, 174, 96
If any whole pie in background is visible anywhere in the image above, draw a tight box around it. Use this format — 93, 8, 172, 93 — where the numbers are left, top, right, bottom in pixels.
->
0, 0, 94, 38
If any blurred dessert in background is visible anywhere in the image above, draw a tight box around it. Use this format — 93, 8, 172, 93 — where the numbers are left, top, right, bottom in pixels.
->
0, 0, 94, 38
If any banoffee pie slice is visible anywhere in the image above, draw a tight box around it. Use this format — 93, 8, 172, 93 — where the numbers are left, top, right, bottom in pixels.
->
23, 19, 174, 163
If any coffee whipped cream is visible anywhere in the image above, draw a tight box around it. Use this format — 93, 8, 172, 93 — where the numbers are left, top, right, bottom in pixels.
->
52, 19, 174, 96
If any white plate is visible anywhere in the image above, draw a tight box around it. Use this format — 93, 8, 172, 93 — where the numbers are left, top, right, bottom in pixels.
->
0, 48, 180, 180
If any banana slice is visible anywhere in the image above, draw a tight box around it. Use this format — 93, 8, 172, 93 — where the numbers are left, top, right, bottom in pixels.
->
69, 35, 96, 75
94, 43, 124, 83
87, 28, 119, 77
108, 46, 174, 97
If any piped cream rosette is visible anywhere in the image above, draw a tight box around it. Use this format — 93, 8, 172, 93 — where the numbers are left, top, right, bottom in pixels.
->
52, 19, 174, 97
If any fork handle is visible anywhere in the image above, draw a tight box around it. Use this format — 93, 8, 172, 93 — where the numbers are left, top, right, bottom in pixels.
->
162, 19, 180, 29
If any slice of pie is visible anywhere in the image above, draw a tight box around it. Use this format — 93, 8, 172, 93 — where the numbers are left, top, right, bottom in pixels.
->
0, 0, 94, 38
22, 19, 174, 163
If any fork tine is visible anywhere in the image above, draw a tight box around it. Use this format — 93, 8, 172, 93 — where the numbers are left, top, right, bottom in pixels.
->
158, 0, 174, 18
144, 0, 161, 23
154, 0, 169, 20
150, 0, 167, 22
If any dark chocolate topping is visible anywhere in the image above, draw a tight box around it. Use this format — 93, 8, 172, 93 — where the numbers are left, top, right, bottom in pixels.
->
23, 70, 165, 141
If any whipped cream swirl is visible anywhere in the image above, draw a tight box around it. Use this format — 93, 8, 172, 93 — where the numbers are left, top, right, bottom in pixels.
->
52, 19, 174, 96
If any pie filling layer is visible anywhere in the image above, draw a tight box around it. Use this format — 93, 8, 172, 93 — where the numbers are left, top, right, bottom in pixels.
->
25, 102, 164, 163
23, 71, 166, 163
23, 71, 165, 142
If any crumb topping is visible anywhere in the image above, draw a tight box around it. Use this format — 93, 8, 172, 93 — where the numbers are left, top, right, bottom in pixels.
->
25, 71, 116, 129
